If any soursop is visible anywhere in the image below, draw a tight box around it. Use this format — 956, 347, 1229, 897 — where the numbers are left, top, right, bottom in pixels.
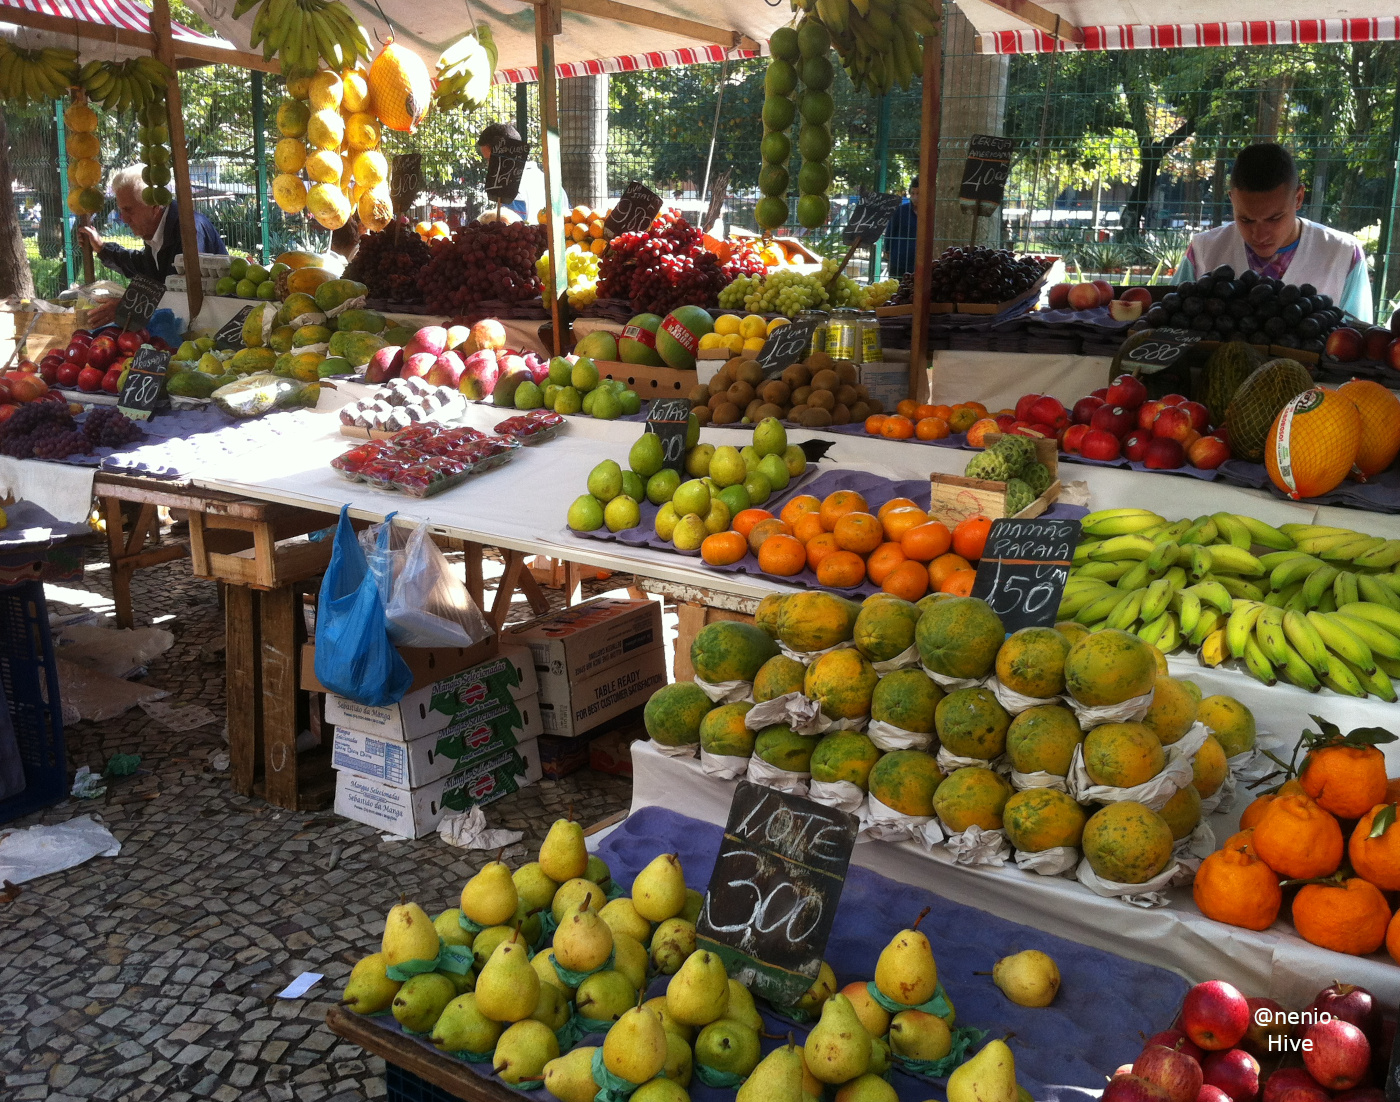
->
1021, 462, 1052, 496
989, 433, 1036, 477
965, 450, 1013, 482
1005, 478, 1035, 516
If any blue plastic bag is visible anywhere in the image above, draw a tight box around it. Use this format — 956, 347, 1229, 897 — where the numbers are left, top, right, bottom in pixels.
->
314, 506, 412, 707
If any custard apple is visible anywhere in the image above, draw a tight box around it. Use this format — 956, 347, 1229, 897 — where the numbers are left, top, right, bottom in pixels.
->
1021, 461, 1052, 496
989, 433, 1036, 478
965, 450, 1013, 482
1005, 478, 1035, 516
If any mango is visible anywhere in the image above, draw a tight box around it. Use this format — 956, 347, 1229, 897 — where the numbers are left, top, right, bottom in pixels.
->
337, 308, 387, 333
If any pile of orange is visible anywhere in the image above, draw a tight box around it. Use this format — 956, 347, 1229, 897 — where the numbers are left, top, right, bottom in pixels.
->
864, 399, 989, 442
543, 204, 613, 256
698, 489, 994, 598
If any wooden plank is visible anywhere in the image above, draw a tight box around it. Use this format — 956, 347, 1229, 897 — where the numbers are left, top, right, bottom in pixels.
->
187, 510, 209, 577
516, 561, 552, 616
490, 550, 528, 631
259, 585, 301, 810
558, 0, 760, 50
151, 0, 203, 322
464, 542, 485, 610
978, 0, 1083, 42
226, 586, 261, 797
673, 602, 706, 682
908, 28, 943, 399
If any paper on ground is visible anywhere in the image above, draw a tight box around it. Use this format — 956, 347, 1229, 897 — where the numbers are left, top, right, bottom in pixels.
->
0, 815, 120, 885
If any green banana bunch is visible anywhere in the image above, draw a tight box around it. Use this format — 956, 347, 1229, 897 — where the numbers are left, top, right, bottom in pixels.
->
0, 42, 80, 105
801, 0, 936, 96
435, 25, 497, 112
80, 57, 172, 112
246, 0, 369, 71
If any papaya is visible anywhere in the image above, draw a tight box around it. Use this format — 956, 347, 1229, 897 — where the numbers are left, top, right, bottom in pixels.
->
1158, 784, 1202, 840
932, 766, 1012, 833
268, 325, 297, 354
318, 357, 351, 378
853, 597, 920, 664
275, 249, 324, 270
995, 627, 1069, 698
867, 750, 943, 816
810, 732, 881, 789
804, 649, 878, 720
934, 687, 1010, 760
691, 621, 779, 685
166, 370, 218, 398
277, 351, 324, 382
1005, 705, 1082, 776
383, 325, 416, 347
337, 308, 387, 333
754, 594, 785, 639
278, 292, 324, 326
329, 331, 388, 367
1064, 629, 1156, 707
755, 725, 814, 772
699, 702, 755, 758
292, 324, 333, 348
1081, 801, 1174, 884
916, 597, 1004, 681
644, 682, 712, 747
1002, 788, 1087, 852
870, 669, 943, 734
229, 346, 277, 374
284, 265, 336, 298
1141, 676, 1198, 745
777, 591, 857, 653
313, 278, 368, 312
240, 303, 268, 347
1083, 722, 1164, 788
753, 655, 807, 703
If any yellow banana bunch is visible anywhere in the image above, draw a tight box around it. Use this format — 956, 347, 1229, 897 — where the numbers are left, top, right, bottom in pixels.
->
247, 0, 370, 74
79, 56, 172, 112
435, 25, 497, 113
0, 42, 80, 105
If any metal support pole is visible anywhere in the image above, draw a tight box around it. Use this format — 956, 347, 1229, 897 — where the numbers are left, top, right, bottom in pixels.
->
907, 29, 942, 400
1376, 75, 1400, 319
252, 71, 270, 260
55, 101, 74, 287
872, 92, 891, 279
516, 82, 530, 143
536, 0, 567, 355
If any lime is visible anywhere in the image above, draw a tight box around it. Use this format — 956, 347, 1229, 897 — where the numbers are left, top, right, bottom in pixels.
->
257, 281, 278, 300
765, 60, 797, 97
769, 26, 800, 61
801, 54, 834, 90
235, 279, 258, 298
798, 124, 832, 164
755, 196, 789, 231
568, 495, 605, 532
246, 264, 269, 284
647, 468, 681, 505
797, 193, 830, 229
620, 390, 641, 416
798, 161, 831, 195
762, 96, 795, 131
228, 256, 248, 280
759, 164, 789, 198
800, 90, 834, 126
718, 484, 751, 517
620, 470, 645, 502
215, 276, 237, 296
761, 131, 791, 165
604, 495, 641, 533
798, 19, 830, 58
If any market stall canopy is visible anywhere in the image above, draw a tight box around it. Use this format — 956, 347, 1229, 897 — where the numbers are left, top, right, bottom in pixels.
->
957, 0, 1400, 53
0, 0, 268, 65
184, 0, 784, 83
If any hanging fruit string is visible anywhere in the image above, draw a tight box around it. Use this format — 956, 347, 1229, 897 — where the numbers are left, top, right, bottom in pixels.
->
0, 41, 79, 105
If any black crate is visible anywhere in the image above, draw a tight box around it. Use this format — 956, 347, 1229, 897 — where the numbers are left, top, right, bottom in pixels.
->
0, 580, 67, 824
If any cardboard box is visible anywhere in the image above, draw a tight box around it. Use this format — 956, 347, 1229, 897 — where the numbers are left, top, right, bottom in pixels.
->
301, 636, 498, 695
589, 729, 639, 777
537, 733, 593, 779
859, 362, 910, 412
324, 645, 537, 739
334, 739, 542, 839
506, 598, 662, 683
535, 648, 668, 737
332, 693, 542, 789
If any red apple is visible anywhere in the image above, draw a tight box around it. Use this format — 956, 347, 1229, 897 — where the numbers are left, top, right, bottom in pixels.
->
1117, 1065, 1139, 1078
1123, 430, 1152, 462
1270, 1087, 1328, 1102
1144, 438, 1186, 469
1188, 436, 1230, 470
1180, 428, 1202, 452
1138, 399, 1167, 430
1180, 401, 1211, 432
1134, 1045, 1204, 1102
1111, 300, 1145, 322
1203, 1050, 1260, 1102
16, 358, 38, 374
1145, 1031, 1205, 1066
85, 335, 118, 371
1384, 338, 1400, 372
1263, 1068, 1326, 1102
8, 374, 48, 402
1015, 393, 1043, 422
1362, 327, 1392, 361
1080, 428, 1122, 461
1093, 279, 1114, 305
1325, 327, 1364, 362
1107, 374, 1148, 409
64, 340, 89, 364
37, 360, 58, 385
1072, 396, 1104, 424
1062, 423, 1090, 454
116, 330, 144, 355
1182, 983, 1251, 1051
1104, 1075, 1174, 1102
1091, 387, 1110, 400
1090, 403, 1137, 438
1199, 1089, 1234, 1102
56, 362, 81, 389
1068, 282, 1101, 311
0, 380, 11, 403
1048, 283, 1072, 309
1121, 287, 1154, 308
0, 403, 15, 424
1308, 984, 1381, 1047
994, 413, 1017, 431
1302, 1019, 1370, 1091
102, 367, 122, 395
1152, 405, 1194, 443
76, 366, 104, 392
1028, 395, 1069, 429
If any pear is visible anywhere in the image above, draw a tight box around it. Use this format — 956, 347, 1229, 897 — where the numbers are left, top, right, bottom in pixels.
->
662, 1029, 694, 1086
804, 993, 871, 1084
948, 1039, 1018, 1102
554, 900, 614, 973
841, 981, 891, 1037
874, 909, 938, 1007
632, 853, 687, 922
381, 899, 440, 966
835, 1074, 899, 1102
340, 952, 401, 1014
461, 860, 519, 927
586, 853, 612, 887
494, 1019, 560, 1085
644, 996, 693, 1044
649, 917, 697, 975
471, 925, 517, 968
530, 981, 571, 1032
738, 1042, 805, 1102
695, 1018, 762, 1077
1018, 1085, 1034, 1102
724, 979, 764, 1033
539, 818, 589, 882
599, 897, 652, 944
474, 932, 539, 1023
543, 1046, 600, 1102
532, 948, 575, 996
889, 1009, 951, 1061
603, 1003, 668, 1084
666, 950, 730, 1026
612, 931, 649, 992
798, 1047, 823, 1098
632, 1081, 688, 1102
517, 903, 543, 949
680, 888, 704, 924
513, 862, 560, 915
391, 972, 457, 1033
795, 962, 838, 1015
447, 970, 476, 995
552, 877, 607, 924
868, 1035, 890, 1077
430, 992, 501, 1055
433, 908, 474, 948
992, 949, 1061, 1007
575, 969, 636, 1022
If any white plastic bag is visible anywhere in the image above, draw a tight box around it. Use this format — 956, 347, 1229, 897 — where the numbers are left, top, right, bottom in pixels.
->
378, 521, 492, 649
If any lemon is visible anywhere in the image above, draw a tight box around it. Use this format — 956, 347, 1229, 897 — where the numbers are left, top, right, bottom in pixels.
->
743, 337, 766, 353
768, 317, 791, 334
740, 315, 768, 340
725, 334, 745, 354
698, 333, 723, 351
713, 314, 742, 337
274, 137, 307, 174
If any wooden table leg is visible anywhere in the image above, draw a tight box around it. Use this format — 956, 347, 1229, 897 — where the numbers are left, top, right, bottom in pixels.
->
104, 498, 187, 628
516, 561, 551, 616
260, 584, 301, 810
102, 498, 132, 628
489, 550, 527, 630
464, 541, 485, 611
226, 585, 262, 797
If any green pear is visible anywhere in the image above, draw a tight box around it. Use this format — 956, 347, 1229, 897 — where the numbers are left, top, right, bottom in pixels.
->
599, 898, 652, 944
685, 443, 714, 478
447, 969, 476, 995
703, 497, 732, 535
758, 452, 791, 491
662, 1029, 694, 1087
630, 432, 665, 479
665, 950, 729, 1026
381, 899, 440, 966
587, 460, 623, 503
612, 931, 649, 992
517, 902, 542, 949
494, 1019, 560, 1085
835, 1073, 898, 1102
874, 914, 938, 1006
174, 340, 199, 362
433, 909, 474, 948
554, 900, 614, 973
753, 416, 788, 458
889, 1009, 951, 1061
513, 862, 559, 915
795, 961, 838, 1015
1019, 1085, 1034, 1102
680, 889, 704, 924
194, 336, 215, 353
575, 969, 636, 1022
738, 1043, 805, 1102
655, 501, 680, 541
460, 860, 518, 927
672, 478, 711, 517
992, 949, 1061, 1007
724, 979, 763, 1032
709, 445, 747, 487
741, 444, 761, 474
671, 513, 707, 551
340, 952, 401, 1014
552, 877, 607, 924
803, 993, 871, 1084
538, 817, 588, 882
532, 948, 575, 996
696, 1019, 762, 1077
543, 1046, 600, 1102
868, 1035, 890, 1077
947, 1039, 1019, 1102
841, 981, 891, 1037
632, 1080, 689, 1102
430, 992, 501, 1055
391, 972, 457, 1033
196, 351, 223, 375
470, 925, 517, 968
586, 854, 612, 887
474, 933, 539, 1023
649, 917, 696, 975
647, 468, 681, 505
530, 981, 570, 1032
603, 1003, 668, 1084
633, 853, 687, 922
783, 444, 808, 477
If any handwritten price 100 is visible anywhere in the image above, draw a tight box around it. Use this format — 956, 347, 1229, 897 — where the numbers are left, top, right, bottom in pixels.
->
701, 850, 824, 946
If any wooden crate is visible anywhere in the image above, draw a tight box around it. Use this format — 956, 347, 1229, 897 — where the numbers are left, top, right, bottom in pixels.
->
188, 501, 334, 590
0, 306, 90, 364
593, 359, 696, 399
875, 258, 1059, 318
928, 435, 1060, 528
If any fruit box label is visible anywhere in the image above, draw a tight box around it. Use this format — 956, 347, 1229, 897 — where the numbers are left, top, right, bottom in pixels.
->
537, 648, 668, 737
509, 598, 661, 682
440, 747, 531, 811
621, 322, 657, 349
660, 313, 699, 356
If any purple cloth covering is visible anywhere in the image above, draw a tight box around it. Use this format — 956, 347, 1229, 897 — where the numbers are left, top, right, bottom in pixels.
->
1217, 458, 1400, 513
1021, 304, 1134, 332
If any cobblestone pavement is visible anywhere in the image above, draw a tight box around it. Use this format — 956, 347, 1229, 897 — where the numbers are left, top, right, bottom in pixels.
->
1, 543, 638, 1102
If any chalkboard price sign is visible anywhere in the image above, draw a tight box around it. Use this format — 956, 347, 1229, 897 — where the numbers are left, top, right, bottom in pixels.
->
756, 319, 818, 378
215, 305, 254, 351
115, 275, 165, 333
485, 137, 529, 204
604, 181, 664, 237
959, 134, 1014, 210
116, 345, 171, 421
646, 397, 692, 474
970, 517, 1082, 633
1125, 328, 1204, 374
696, 781, 856, 1004
842, 192, 903, 247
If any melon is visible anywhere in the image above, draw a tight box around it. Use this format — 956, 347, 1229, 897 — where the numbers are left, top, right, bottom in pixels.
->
1338, 379, 1400, 478
619, 313, 665, 366
1265, 387, 1361, 500
656, 305, 715, 370
575, 329, 618, 362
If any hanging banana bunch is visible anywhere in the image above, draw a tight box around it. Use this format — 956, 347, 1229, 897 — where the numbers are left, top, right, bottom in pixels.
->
242, 0, 371, 77
434, 23, 497, 113
791, 0, 938, 96
0, 42, 80, 105
79, 56, 173, 111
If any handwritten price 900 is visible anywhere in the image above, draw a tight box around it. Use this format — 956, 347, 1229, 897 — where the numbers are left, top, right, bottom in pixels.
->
701, 851, 824, 946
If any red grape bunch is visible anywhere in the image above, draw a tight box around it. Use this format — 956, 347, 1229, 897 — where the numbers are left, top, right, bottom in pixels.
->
84, 406, 145, 448
345, 218, 433, 303
418, 220, 548, 313
597, 209, 756, 315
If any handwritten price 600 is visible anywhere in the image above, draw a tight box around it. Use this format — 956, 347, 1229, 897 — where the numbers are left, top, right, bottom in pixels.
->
1130, 341, 1188, 363
701, 851, 823, 946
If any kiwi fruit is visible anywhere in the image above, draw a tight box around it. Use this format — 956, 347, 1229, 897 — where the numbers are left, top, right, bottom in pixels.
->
713, 402, 740, 424
708, 392, 728, 412
745, 398, 764, 421
709, 376, 730, 398
867, 397, 885, 414
800, 407, 833, 427
791, 385, 813, 405
788, 403, 808, 420
688, 384, 709, 404
835, 384, 858, 407
737, 361, 764, 387
782, 363, 811, 389
738, 358, 763, 376
806, 351, 834, 373
759, 380, 790, 405
854, 384, 870, 400
693, 406, 712, 425
755, 402, 785, 421
830, 404, 850, 425
850, 401, 870, 422
808, 389, 835, 411
835, 362, 858, 385
810, 368, 840, 392
727, 380, 756, 407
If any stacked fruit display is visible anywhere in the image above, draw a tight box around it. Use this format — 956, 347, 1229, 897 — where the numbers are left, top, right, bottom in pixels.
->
1047, 280, 1154, 323
756, 23, 835, 232
863, 399, 990, 441
696, 313, 784, 358
132, 97, 174, 208
34, 326, 147, 395
893, 247, 1052, 308
344, 217, 433, 302
224, 274, 379, 385
689, 353, 881, 427
561, 204, 613, 255
357, 319, 546, 397
419, 219, 548, 312
1321, 318, 1400, 368
961, 433, 1054, 515
719, 259, 899, 316
0, 41, 79, 106
494, 354, 640, 418
238, 0, 371, 75
535, 243, 601, 309
1140, 264, 1344, 352
213, 255, 281, 300
433, 24, 496, 113
1062, 507, 1400, 700
596, 210, 746, 315
61, 95, 103, 218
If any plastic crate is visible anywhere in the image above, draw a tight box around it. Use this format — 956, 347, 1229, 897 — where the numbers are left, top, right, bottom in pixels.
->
0, 581, 67, 824
385, 1062, 463, 1102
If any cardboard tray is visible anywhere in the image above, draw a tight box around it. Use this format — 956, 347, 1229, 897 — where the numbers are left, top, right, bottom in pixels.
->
592, 359, 695, 398
927, 435, 1060, 528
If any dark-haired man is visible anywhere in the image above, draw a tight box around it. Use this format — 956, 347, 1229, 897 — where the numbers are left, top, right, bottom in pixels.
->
1175, 143, 1372, 322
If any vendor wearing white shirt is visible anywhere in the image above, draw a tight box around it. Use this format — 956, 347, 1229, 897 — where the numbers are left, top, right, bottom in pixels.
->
1174, 143, 1372, 323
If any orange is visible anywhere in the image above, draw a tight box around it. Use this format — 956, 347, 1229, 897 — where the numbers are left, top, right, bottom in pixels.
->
881, 416, 915, 440
865, 415, 888, 435
929, 404, 953, 421
1338, 379, 1400, 477
834, 512, 884, 555
820, 490, 869, 532
883, 560, 930, 602
1388, 776, 1400, 803
1238, 793, 1276, 831
792, 512, 826, 545
927, 552, 972, 589
1252, 793, 1343, 879
806, 532, 841, 571
948, 407, 979, 433
913, 404, 941, 421
952, 515, 993, 562
962, 401, 988, 416
1292, 877, 1390, 956
941, 568, 978, 597
966, 418, 1000, 447
1301, 743, 1389, 820
1350, 804, 1400, 890
916, 417, 951, 441
779, 495, 821, 528
877, 497, 920, 519
1192, 845, 1282, 932
1264, 387, 1362, 500
746, 518, 792, 556
896, 398, 919, 419
881, 507, 929, 542
865, 542, 907, 585
902, 521, 952, 562
701, 531, 748, 566
758, 534, 807, 576
817, 550, 867, 589
732, 508, 775, 539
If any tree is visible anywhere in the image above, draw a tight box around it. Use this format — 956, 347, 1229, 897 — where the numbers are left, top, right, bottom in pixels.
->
0, 107, 35, 298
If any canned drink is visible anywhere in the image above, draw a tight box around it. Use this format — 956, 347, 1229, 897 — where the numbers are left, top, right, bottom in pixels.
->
858, 312, 882, 364
798, 310, 828, 358
828, 308, 858, 362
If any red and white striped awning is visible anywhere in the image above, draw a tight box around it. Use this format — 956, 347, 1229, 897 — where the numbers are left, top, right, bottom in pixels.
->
493, 41, 755, 84
980, 16, 1400, 53
1, 0, 220, 44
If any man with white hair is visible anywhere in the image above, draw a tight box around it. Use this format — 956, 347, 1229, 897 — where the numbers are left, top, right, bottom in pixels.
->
77, 165, 226, 285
